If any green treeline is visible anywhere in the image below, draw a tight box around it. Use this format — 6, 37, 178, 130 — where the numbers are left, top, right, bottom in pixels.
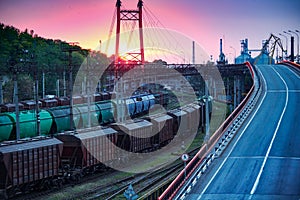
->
0, 23, 111, 102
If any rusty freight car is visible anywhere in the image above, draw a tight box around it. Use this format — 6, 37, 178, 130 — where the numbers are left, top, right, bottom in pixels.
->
55, 126, 118, 179
0, 137, 63, 199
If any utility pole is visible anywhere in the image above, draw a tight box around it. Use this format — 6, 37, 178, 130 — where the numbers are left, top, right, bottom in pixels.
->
204, 79, 210, 150
32, 49, 41, 136
42, 71, 45, 98
86, 53, 91, 128
63, 42, 79, 130
56, 79, 60, 97
9, 57, 20, 140
63, 70, 66, 97
68, 48, 74, 130
0, 78, 3, 104
13, 71, 20, 140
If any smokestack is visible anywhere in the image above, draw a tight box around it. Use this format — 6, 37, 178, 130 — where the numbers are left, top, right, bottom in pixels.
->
291, 36, 294, 62
220, 39, 223, 55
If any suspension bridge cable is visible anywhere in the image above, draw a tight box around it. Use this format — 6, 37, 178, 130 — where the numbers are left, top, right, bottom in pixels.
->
105, 8, 117, 54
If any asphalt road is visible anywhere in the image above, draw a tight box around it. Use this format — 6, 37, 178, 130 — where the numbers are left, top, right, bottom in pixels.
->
186, 64, 300, 200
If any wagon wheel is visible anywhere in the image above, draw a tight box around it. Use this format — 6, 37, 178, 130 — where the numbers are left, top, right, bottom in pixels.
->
43, 180, 51, 190
20, 183, 30, 194
57, 179, 63, 188
74, 174, 81, 184
38, 180, 48, 191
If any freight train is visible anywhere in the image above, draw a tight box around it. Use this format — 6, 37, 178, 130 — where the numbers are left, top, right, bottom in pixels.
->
0, 101, 211, 199
0, 92, 171, 142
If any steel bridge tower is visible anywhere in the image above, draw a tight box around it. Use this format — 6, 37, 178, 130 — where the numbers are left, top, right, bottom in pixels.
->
115, 0, 145, 65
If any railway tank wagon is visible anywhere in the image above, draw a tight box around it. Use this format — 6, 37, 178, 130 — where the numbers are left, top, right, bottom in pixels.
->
46, 106, 81, 133
132, 96, 143, 115
140, 94, 155, 114
0, 110, 53, 141
0, 137, 63, 199
125, 98, 136, 117
0, 114, 13, 141
73, 104, 100, 128
95, 101, 115, 125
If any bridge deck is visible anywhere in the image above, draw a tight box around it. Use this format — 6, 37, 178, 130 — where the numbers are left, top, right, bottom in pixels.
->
183, 64, 300, 200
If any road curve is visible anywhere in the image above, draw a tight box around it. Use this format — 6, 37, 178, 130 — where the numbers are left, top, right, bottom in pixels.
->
186, 64, 300, 200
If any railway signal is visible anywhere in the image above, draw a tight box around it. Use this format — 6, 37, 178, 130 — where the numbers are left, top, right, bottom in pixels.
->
124, 184, 138, 200
181, 153, 189, 179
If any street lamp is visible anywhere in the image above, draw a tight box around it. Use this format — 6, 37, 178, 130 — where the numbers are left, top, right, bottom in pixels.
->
180, 50, 186, 64
297, 30, 300, 63
283, 30, 292, 36
279, 33, 288, 59
289, 30, 299, 63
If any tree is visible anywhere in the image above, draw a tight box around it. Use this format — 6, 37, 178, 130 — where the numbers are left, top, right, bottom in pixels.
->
0, 23, 111, 103
3, 74, 33, 102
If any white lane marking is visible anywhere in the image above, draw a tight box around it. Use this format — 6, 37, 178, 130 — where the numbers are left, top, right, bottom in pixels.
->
229, 156, 300, 160
196, 66, 268, 200
229, 156, 265, 159
268, 90, 300, 93
249, 66, 289, 196
284, 65, 300, 79
268, 156, 300, 160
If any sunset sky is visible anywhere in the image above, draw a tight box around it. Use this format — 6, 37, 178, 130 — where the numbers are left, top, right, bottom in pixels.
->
1, 0, 299, 63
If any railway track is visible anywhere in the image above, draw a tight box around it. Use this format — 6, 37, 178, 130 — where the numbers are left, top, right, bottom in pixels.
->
84, 147, 200, 200
13, 167, 116, 200
4, 96, 213, 200
14, 146, 200, 200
